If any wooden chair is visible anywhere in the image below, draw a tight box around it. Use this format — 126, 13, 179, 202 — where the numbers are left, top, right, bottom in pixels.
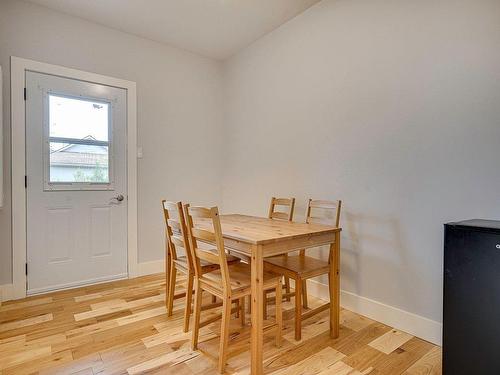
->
185, 205, 283, 374
268, 196, 295, 221
162, 200, 240, 332
264, 199, 341, 340
268, 197, 295, 300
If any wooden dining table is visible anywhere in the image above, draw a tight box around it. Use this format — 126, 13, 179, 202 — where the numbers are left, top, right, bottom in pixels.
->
214, 214, 342, 375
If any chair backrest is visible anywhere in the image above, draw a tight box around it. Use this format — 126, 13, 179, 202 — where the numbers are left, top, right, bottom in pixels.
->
268, 197, 296, 221
184, 205, 231, 292
305, 199, 342, 227
161, 200, 194, 270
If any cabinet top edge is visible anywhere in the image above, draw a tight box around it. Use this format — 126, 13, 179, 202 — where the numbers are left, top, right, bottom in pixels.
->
446, 219, 500, 232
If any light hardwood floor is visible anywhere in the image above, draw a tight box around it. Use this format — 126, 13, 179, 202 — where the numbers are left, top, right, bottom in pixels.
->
0, 274, 441, 374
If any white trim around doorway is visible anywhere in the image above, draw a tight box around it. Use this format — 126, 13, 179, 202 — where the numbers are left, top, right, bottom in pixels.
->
10, 56, 138, 299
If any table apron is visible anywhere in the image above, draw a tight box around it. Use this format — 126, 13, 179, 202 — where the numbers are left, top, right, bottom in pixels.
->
223, 232, 337, 258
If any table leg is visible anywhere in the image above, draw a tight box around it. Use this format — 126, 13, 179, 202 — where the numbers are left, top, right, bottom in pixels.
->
329, 232, 340, 338
165, 238, 171, 309
251, 244, 264, 375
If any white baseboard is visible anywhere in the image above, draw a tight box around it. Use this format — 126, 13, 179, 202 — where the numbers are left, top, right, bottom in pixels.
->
0, 284, 14, 303
27, 274, 128, 296
305, 279, 442, 346
137, 259, 165, 276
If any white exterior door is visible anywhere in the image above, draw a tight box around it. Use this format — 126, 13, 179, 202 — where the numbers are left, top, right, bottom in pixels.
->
26, 71, 128, 294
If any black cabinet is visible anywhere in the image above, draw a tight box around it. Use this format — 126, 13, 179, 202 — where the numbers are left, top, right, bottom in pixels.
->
443, 220, 500, 375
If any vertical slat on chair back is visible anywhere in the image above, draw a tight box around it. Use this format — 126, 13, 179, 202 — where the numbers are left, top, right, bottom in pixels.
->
306, 199, 342, 227
184, 205, 230, 291
161, 200, 194, 269
268, 197, 296, 221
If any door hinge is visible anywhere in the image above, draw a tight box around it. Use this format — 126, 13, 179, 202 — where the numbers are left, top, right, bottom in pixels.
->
24, 88, 27, 101
25, 263, 28, 275
25, 175, 27, 188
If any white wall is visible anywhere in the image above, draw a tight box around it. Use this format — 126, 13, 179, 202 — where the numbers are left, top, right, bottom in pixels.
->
0, 0, 224, 284
222, 0, 500, 329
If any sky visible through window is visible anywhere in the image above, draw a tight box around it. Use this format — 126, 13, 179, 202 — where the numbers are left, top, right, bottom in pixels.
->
49, 94, 109, 145
49, 94, 110, 184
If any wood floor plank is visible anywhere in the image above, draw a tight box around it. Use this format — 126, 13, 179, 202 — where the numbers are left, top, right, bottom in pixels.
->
127, 347, 199, 375
99, 341, 174, 374
0, 313, 53, 333
74, 294, 164, 321
0, 297, 53, 313
90, 299, 126, 310
70, 368, 94, 375
74, 293, 104, 303
2, 349, 73, 375
0, 345, 51, 370
115, 306, 167, 326
373, 338, 434, 375
65, 318, 119, 338
0, 333, 66, 361
270, 347, 345, 375
368, 329, 414, 354
317, 360, 363, 375
341, 345, 385, 373
340, 309, 375, 332
403, 346, 442, 375
71, 322, 159, 360
141, 325, 219, 349
263, 330, 348, 373
0, 335, 26, 353
0, 334, 26, 345
334, 322, 392, 356
38, 353, 104, 375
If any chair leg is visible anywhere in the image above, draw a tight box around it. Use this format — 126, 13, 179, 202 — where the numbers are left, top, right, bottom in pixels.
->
240, 297, 246, 326
235, 299, 240, 318
302, 279, 308, 309
263, 290, 268, 320
183, 274, 194, 332
167, 263, 177, 316
328, 270, 335, 335
191, 281, 203, 350
284, 276, 291, 301
165, 252, 171, 309
294, 278, 302, 341
275, 280, 283, 347
218, 296, 232, 374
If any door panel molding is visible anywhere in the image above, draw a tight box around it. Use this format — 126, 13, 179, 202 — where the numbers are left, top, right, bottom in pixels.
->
89, 205, 113, 258
46, 206, 74, 263
11, 56, 138, 299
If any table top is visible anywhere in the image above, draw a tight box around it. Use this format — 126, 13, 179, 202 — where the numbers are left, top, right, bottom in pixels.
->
215, 214, 341, 245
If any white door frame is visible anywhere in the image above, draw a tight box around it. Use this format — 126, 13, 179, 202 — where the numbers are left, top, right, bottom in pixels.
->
11, 56, 138, 299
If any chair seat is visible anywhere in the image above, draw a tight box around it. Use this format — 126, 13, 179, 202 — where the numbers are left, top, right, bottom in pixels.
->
264, 255, 330, 278
173, 254, 240, 274
201, 263, 281, 295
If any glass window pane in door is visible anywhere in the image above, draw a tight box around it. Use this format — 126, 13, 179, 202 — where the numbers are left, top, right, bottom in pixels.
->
49, 142, 109, 183
49, 94, 109, 142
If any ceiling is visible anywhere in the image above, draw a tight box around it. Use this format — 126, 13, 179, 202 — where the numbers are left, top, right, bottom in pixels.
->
26, 0, 321, 60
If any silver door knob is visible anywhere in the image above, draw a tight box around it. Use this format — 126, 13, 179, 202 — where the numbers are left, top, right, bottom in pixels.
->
113, 194, 125, 202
